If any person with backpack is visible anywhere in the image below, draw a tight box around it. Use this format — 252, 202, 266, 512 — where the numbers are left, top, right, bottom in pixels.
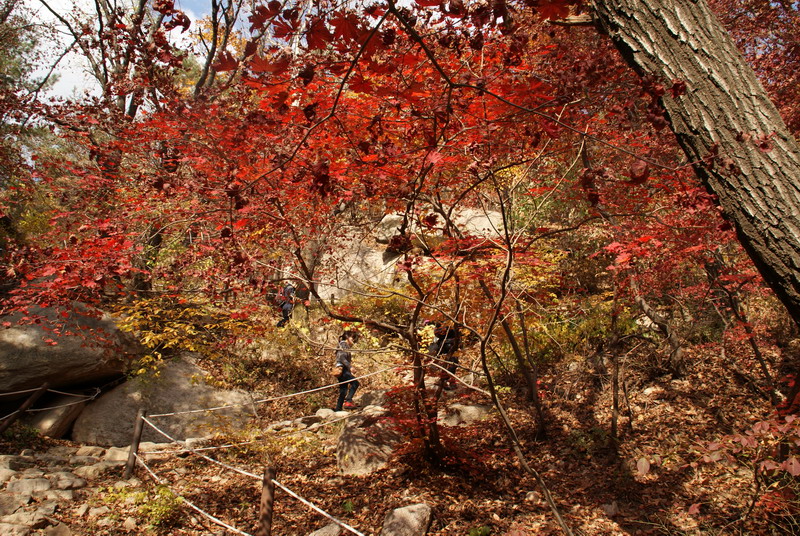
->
333, 330, 360, 411
276, 282, 295, 327
428, 322, 461, 390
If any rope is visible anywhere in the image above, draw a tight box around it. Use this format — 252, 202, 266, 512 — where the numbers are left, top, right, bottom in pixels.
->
26, 398, 92, 413
272, 478, 367, 536
140, 417, 367, 535
143, 439, 259, 455
0, 387, 40, 397
47, 387, 101, 398
135, 453, 253, 536
149, 366, 402, 418
427, 362, 491, 396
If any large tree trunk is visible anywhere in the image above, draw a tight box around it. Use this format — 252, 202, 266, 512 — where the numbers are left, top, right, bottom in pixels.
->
591, 0, 800, 325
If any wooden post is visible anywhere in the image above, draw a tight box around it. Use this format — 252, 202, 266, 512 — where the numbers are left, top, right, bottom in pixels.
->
255, 466, 276, 536
124, 408, 146, 479
0, 383, 49, 435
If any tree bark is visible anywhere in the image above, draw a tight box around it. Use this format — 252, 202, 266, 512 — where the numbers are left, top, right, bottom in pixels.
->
592, 0, 800, 326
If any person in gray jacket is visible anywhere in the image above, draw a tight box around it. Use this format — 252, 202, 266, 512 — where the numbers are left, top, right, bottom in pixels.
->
334, 331, 360, 410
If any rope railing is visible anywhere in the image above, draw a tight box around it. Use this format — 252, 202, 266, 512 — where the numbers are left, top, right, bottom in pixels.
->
135, 453, 254, 536
138, 416, 367, 535
149, 365, 403, 418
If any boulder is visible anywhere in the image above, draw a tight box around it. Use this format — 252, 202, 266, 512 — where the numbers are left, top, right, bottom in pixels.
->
380, 503, 432, 536
440, 403, 494, 427
308, 523, 343, 536
337, 406, 402, 476
71, 357, 255, 446
0, 307, 136, 394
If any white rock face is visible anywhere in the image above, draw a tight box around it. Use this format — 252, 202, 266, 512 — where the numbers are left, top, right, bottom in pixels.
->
71, 357, 255, 446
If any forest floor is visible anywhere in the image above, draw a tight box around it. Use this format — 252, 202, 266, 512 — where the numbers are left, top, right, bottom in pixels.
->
4, 339, 798, 536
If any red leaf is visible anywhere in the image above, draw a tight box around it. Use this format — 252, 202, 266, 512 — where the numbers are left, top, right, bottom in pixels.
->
688, 503, 701, 515
536, 0, 571, 20
415, 0, 442, 6
306, 18, 334, 50
212, 51, 238, 72
784, 457, 800, 476
250, 54, 289, 74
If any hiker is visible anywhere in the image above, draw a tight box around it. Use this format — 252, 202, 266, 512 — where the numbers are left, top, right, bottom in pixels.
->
334, 330, 360, 411
428, 322, 461, 390
276, 282, 295, 327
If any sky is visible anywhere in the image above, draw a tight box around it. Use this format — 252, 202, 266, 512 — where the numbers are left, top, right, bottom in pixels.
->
29, 0, 211, 98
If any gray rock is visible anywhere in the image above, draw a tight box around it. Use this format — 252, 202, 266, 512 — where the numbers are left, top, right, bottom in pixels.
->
72, 357, 255, 446
48, 472, 86, 490
440, 403, 494, 427
184, 437, 210, 450
0, 307, 135, 393
41, 490, 74, 502
1, 508, 49, 529
68, 456, 99, 465
309, 522, 343, 536
7, 478, 51, 495
0, 469, 17, 484
337, 408, 402, 476
315, 408, 335, 420
0, 492, 28, 516
0, 456, 32, 471
88, 506, 110, 518
298, 415, 323, 426
358, 390, 387, 407
380, 504, 432, 536
43, 523, 72, 536
0, 522, 30, 536
75, 446, 104, 457
73, 461, 122, 480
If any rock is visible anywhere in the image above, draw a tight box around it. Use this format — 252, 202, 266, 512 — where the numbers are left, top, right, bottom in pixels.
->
0, 523, 30, 536
75, 446, 105, 457
123, 516, 137, 530
68, 456, 99, 465
0, 307, 135, 393
23, 394, 87, 439
103, 447, 129, 462
358, 390, 387, 407
380, 503, 432, 536
72, 357, 255, 446
337, 407, 402, 476
73, 461, 122, 480
48, 472, 86, 490
309, 522, 343, 535
298, 415, 323, 426
0, 469, 17, 484
74, 504, 89, 517
0, 456, 33, 471
41, 490, 74, 502
184, 437, 210, 450
43, 523, 72, 536
1, 508, 49, 529
440, 403, 494, 427
88, 506, 110, 518
602, 501, 620, 517
7, 478, 51, 495
0, 492, 29, 515
315, 408, 335, 420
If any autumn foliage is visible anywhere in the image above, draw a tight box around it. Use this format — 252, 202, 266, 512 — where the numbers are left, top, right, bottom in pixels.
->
2, 0, 800, 531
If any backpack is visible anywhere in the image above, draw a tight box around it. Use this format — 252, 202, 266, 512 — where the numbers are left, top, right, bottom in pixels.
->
275, 284, 295, 305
